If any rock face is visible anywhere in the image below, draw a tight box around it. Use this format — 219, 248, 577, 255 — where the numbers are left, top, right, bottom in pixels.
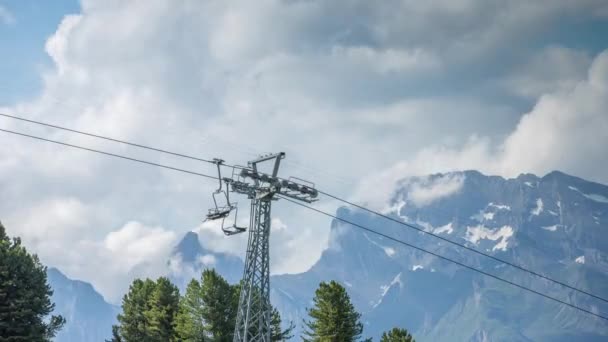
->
181, 170, 608, 340
47, 268, 119, 342
51, 170, 608, 341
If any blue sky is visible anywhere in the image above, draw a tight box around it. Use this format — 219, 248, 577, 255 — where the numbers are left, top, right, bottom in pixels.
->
0, 0, 607, 302
0, 0, 79, 105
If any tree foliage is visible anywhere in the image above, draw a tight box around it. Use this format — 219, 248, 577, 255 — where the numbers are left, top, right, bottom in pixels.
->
380, 328, 415, 342
0, 221, 65, 341
115, 277, 179, 342
175, 269, 292, 341
302, 280, 363, 341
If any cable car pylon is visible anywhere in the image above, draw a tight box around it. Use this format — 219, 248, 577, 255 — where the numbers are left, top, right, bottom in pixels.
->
204, 152, 318, 341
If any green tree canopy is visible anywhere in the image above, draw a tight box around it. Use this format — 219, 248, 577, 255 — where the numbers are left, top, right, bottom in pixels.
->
115, 277, 179, 342
0, 221, 65, 341
380, 328, 415, 342
175, 268, 237, 341
176, 269, 293, 341
303, 280, 363, 341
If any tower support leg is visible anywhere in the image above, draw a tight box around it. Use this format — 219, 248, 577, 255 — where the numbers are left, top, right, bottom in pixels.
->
233, 198, 272, 342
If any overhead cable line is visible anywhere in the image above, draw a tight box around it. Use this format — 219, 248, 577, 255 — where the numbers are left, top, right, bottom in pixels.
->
1, 126, 607, 320
317, 190, 608, 304
0, 128, 218, 180
279, 196, 608, 322
1, 113, 606, 304
0, 113, 216, 164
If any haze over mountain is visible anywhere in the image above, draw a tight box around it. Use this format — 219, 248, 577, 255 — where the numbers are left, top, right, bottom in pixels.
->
47, 268, 118, 342
49, 170, 608, 341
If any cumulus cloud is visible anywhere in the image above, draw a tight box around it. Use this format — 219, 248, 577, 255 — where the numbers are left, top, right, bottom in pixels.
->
4, 200, 176, 303
357, 49, 608, 209
1, 0, 607, 303
407, 174, 465, 207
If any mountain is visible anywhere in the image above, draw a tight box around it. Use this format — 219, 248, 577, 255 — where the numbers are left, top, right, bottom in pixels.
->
47, 268, 119, 342
168, 231, 244, 291
47, 170, 608, 340
175, 170, 608, 341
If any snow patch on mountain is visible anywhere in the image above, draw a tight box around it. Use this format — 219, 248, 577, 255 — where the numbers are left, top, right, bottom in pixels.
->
542, 225, 558, 232
575, 255, 585, 264
472, 210, 495, 222
465, 225, 514, 251
374, 273, 403, 308
489, 203, 511, 211
584, 193, 608, 204
363, 233, 397, 257
412, 265, 424, 271
568, 186, 608, 204
531, 198, 544, 216
433, 222, 453, 234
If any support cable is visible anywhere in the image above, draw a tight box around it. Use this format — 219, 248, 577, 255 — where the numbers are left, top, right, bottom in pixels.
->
1, 114, 606, 304
279, 196, 608, 322
0, 128, 218, 180
0, 113, 216, 164
317, 190, 608, 304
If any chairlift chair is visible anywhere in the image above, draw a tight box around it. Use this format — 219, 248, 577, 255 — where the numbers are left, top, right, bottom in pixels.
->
204, 159, 247, 235
220, 202, 247, 236
205, 158, 233, 221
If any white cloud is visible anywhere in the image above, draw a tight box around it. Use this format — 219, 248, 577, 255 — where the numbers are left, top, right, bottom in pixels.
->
407, 174, 465, 207
357, 49, 608, 209
1, 0, 607, 304
4, 202, 176, 303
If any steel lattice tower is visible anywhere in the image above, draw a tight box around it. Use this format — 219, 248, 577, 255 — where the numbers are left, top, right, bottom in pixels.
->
208, 152, 317, 342
233, 198, 272, 341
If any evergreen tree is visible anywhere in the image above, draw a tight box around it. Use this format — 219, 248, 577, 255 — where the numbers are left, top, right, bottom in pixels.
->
302, 280, 363, 341
106, 325, 122, 342
175, 269, 292, 341
380, 328, 415, 342
115, 277, 180, 341
0, 221, 65, 341
200, 269, 237, 339
175, 279, 206, 341
116, 278, 156, 341
146, 277, 180, 341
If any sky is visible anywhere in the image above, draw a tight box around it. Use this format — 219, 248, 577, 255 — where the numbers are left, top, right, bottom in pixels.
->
0, 0, 607, 303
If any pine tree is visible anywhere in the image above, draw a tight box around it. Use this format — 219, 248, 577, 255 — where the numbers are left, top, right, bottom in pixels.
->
175, 279, 206, 341
302, 280, 363, 341
175, 269, 292, 341
115, 277, 180, 341
106, 325, 123, 342
380, 328, 415, 342
0, 221, 65, 341
200, 269, 237, 339
145, 277, 180, 341
116, 278, 157, 341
